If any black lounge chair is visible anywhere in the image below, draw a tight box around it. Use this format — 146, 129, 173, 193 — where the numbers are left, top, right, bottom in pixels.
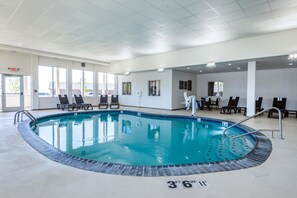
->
220, 96, 240, 114
58, 94, 78, 111
98, 95, 108, 109
110, 95, 120, 109
243, 97, 264, 116
74, 94, 93, 110
268, 97, 288, 118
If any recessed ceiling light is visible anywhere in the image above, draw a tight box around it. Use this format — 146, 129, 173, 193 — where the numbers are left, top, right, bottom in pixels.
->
157, 68, 164, 72
237, 67, 241, 70
288, 53, 297, 59
200, 70, 202, 73
289, 63, 293, 66
186, 67, 190, 70
228, 63, 232, 66
206, 62, 216, 68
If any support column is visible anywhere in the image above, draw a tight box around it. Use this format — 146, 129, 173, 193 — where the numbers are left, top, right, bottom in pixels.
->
246, 61, 256, 116
66, 61, 72, 103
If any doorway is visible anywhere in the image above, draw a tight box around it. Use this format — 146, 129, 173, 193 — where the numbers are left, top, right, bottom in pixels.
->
1, 74, 24, 112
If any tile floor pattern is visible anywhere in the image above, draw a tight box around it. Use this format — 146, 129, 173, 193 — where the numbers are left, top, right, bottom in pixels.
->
1, 107, 297, 198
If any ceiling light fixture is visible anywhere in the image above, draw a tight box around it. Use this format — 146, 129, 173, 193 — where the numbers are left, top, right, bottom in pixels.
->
228, 63, 232, 66
124, 71, 130, 75
206, 62, 216, 68
157, 68, 164, 72
237, 67, 241, 70
200, 70, 202, 73
289, 63, 293, 66
186, 67, 190, 70
288, 53, 297, 59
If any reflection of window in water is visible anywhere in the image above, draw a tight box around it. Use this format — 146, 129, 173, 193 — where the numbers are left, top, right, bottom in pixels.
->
148, 124, 160, 141
122, 120, 131, 134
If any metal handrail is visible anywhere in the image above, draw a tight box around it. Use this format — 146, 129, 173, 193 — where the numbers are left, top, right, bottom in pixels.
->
14, 110, 37, 124
223, 107, 283, 139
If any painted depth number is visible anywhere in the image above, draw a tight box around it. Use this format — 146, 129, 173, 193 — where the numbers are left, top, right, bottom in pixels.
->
167, 180, 209, 189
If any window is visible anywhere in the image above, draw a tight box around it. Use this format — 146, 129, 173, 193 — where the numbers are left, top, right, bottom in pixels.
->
72, 69, 93, 96
208, 81, 223, 96
98, 72, 116, 95
38, 66, 66, 97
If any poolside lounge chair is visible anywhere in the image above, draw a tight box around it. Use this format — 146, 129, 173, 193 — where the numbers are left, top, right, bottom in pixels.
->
268, 97, 288, 118
98, 95, 108, 109
58, 94, 78, 111
110, 95, 120, 109
220, 96, 240, 114
74, 94, 93, 110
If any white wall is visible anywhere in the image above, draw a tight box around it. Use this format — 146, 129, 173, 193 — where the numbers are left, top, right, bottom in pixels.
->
172, 70, 197, 109
118, 70, 172, 110
197, 71, 248, 107
256, 68, 297, 110
0, 50, 32, 76
196, 68, 297, 110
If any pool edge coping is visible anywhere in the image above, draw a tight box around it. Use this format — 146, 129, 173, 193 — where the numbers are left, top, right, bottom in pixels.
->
18, 110, 272, 177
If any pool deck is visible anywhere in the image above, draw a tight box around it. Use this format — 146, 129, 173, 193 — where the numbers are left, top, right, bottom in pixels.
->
1, 107, 297, 198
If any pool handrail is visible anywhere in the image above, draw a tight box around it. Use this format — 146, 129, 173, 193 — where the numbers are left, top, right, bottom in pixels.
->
223, 107, 283, 139
14, 110, 37, 124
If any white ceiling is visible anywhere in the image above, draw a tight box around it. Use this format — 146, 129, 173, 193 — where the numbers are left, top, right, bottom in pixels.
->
1, 0, 297, 63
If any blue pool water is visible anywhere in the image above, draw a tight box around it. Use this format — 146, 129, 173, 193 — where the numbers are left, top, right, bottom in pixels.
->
33, 111, 256, 166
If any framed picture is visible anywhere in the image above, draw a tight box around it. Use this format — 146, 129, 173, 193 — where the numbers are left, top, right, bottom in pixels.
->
122, 82, 131, 95
148, 80, 161, 96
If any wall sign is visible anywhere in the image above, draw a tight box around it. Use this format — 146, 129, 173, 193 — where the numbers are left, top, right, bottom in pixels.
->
167, 180, 209, 189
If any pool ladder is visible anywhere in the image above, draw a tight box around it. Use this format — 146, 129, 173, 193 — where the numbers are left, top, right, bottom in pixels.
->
223, 107, 283, 140
14, 110, 37, 124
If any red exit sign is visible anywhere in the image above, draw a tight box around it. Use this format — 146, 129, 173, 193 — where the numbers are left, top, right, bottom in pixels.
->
8, 67, 20, 72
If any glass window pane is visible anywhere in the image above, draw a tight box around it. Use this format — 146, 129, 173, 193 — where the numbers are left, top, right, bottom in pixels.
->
106, 73, 115, 95
98, 72, 105, 95
72, 69, 83, 96
38, 66, 52, 97
53, 67, 66, 96
84, 71, 93, 97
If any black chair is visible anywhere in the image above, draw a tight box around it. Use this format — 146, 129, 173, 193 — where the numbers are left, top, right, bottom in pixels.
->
200, 97, 211, 110
268, 97, 288, 118
243, 97, 264, 116
98, 95, 108, 109
58, 94, 78, 111
220, 96, 240, 114
74, 94, 93, 110
210, 98, 220, 110
110, 95, 119, 109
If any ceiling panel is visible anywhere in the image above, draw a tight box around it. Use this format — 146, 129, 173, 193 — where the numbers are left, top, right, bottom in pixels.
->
0, 0, 297, 63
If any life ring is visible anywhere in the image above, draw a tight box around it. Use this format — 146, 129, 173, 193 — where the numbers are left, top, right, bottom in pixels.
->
136, 90, 142, 97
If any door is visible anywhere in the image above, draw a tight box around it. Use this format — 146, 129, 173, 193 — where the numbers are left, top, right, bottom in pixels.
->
1, 74, 24, 112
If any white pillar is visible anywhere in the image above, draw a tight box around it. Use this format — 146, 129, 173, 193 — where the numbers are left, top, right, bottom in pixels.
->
246, 61, 256, 116
66, 61, 72, 103
31, 55, 39, 110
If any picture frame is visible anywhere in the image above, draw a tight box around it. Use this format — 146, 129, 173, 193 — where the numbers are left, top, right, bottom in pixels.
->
148, 80, 161, 96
